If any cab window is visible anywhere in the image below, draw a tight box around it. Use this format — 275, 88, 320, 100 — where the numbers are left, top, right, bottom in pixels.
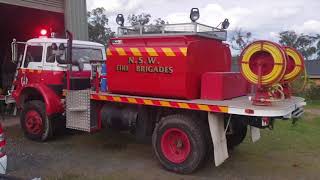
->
72, 48, 103, 63
56, 46, 103, 64
23, 45, 43, 68
46, 46, 55, 63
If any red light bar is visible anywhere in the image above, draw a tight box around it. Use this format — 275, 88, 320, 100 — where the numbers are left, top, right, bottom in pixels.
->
40, 29, 47, 36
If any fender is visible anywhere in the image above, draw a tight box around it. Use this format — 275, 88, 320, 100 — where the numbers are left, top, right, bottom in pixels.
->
13, 83, 64, 116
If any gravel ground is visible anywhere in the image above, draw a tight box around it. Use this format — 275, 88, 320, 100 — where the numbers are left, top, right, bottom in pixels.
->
2, 115, 320, 180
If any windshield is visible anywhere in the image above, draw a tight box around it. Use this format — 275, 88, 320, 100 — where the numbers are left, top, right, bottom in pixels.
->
72, 48, 103, 63
47, 45, 103, 64
24, 45, 43, 68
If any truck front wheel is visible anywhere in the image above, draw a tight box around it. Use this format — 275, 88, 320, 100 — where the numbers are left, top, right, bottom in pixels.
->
152, 114, 207, 174
20, 100, 53, 141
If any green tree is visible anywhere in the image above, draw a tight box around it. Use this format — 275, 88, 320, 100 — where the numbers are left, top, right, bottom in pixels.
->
87, 7, 115, 45
278, 31, 318, 60
154, 18, 167, 25
127, 13, 151, 26
127, 14, 168, 33
230, 28, 253, 52
147, 18, 168, 33
316, 34, 320, 59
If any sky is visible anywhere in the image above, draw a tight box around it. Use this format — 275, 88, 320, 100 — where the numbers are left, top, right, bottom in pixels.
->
87, 0, 320, 41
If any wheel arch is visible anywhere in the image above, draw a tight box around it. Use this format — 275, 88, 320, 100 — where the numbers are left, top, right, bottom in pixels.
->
18, 85, 64, 116
19, 87, 44, 108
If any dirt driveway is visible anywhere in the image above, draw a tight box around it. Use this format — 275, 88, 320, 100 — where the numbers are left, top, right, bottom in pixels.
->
3, 115, 320, 180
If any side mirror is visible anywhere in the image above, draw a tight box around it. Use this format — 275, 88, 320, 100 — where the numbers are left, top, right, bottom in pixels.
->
11, 39, 18, 64
66, 30, 73, 64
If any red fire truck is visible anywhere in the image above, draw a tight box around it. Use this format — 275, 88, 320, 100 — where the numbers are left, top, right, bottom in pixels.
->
8, 10, 305, 174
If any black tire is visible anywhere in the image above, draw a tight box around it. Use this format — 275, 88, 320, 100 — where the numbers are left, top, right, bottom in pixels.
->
20, 100, 53, 141
152, 114, 207, 174
226, 116, 247, 149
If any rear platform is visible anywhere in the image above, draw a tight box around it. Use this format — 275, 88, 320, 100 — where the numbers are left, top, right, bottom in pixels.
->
89, 91, 306, 118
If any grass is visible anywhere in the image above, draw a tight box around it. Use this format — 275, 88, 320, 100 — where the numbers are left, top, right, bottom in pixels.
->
230, 103, 320, 177
306, 100, 320, 108
48, 103, 320, 179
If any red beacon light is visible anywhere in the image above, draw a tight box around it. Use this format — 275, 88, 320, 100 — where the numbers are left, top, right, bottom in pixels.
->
39, 29, 48, 37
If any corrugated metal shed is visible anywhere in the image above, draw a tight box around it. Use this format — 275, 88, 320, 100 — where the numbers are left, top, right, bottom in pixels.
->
305, 60, 320, 78
232, 58, 320, 79
0, 0, 64, 13
0, 0, 88, 40
64, 0, 88, 40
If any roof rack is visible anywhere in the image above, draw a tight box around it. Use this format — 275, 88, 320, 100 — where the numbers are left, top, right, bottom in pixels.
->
117, 22, 227, 41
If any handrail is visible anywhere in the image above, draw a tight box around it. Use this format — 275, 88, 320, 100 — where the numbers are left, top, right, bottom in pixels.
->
117, 22, 227, 41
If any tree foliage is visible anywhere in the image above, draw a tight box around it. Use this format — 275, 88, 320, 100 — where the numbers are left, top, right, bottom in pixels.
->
278, 31, 319, 60
230, 28, 253, 52
154, 18, 167, 25
316, 34, 320, 58
87, 7, 114, 45
127, 13, 152, 26
127, 13, 168, 33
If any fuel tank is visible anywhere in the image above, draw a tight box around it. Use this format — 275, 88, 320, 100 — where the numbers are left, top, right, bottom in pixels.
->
107, 35, 231, 99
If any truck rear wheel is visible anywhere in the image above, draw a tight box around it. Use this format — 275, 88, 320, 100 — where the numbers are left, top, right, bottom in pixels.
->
226, 116, 247, 149
152, 114, 207, 174
20, 100, 53, 141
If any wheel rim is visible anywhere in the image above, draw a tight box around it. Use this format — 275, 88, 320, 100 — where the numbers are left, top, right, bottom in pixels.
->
25, 110, 43, 135
160, 128, 191, 164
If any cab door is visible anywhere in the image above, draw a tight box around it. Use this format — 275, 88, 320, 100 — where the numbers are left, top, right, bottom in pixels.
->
42, 43, 65, 94
21, 43, 45, 85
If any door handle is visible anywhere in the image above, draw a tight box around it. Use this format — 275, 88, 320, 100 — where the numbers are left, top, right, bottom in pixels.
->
37, 66, 43, 68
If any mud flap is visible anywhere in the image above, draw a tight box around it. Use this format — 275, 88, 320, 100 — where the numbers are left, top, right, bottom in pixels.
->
208, 112, 229, 166
250, 126, 261, 143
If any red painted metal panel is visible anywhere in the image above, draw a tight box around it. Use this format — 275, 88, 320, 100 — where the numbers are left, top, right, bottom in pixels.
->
201, 72, 248, 100
107, 35, 231, 100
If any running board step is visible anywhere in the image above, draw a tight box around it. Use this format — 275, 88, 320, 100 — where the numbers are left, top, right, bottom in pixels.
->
66, 90, 97, 132
68, 107, 88, 112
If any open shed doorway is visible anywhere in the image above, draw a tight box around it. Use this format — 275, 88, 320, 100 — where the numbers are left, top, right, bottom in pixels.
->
0, 3, 64, 93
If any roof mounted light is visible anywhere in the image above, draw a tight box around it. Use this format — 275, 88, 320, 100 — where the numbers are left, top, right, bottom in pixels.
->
190, 8, 200, 22
40, 29, 47, 36
116, 14, 124, 26
222, 18, 230, 29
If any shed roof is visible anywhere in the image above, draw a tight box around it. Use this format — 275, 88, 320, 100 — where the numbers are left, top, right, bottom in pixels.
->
231, 59, 320, 78
305, 60, 320, 76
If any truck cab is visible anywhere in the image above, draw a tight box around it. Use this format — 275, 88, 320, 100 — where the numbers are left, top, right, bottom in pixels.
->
10, 36, 105, 141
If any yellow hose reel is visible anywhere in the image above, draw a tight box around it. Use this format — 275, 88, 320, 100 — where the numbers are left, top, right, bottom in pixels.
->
240, 41, 287, 86
282, 46, 304, 82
